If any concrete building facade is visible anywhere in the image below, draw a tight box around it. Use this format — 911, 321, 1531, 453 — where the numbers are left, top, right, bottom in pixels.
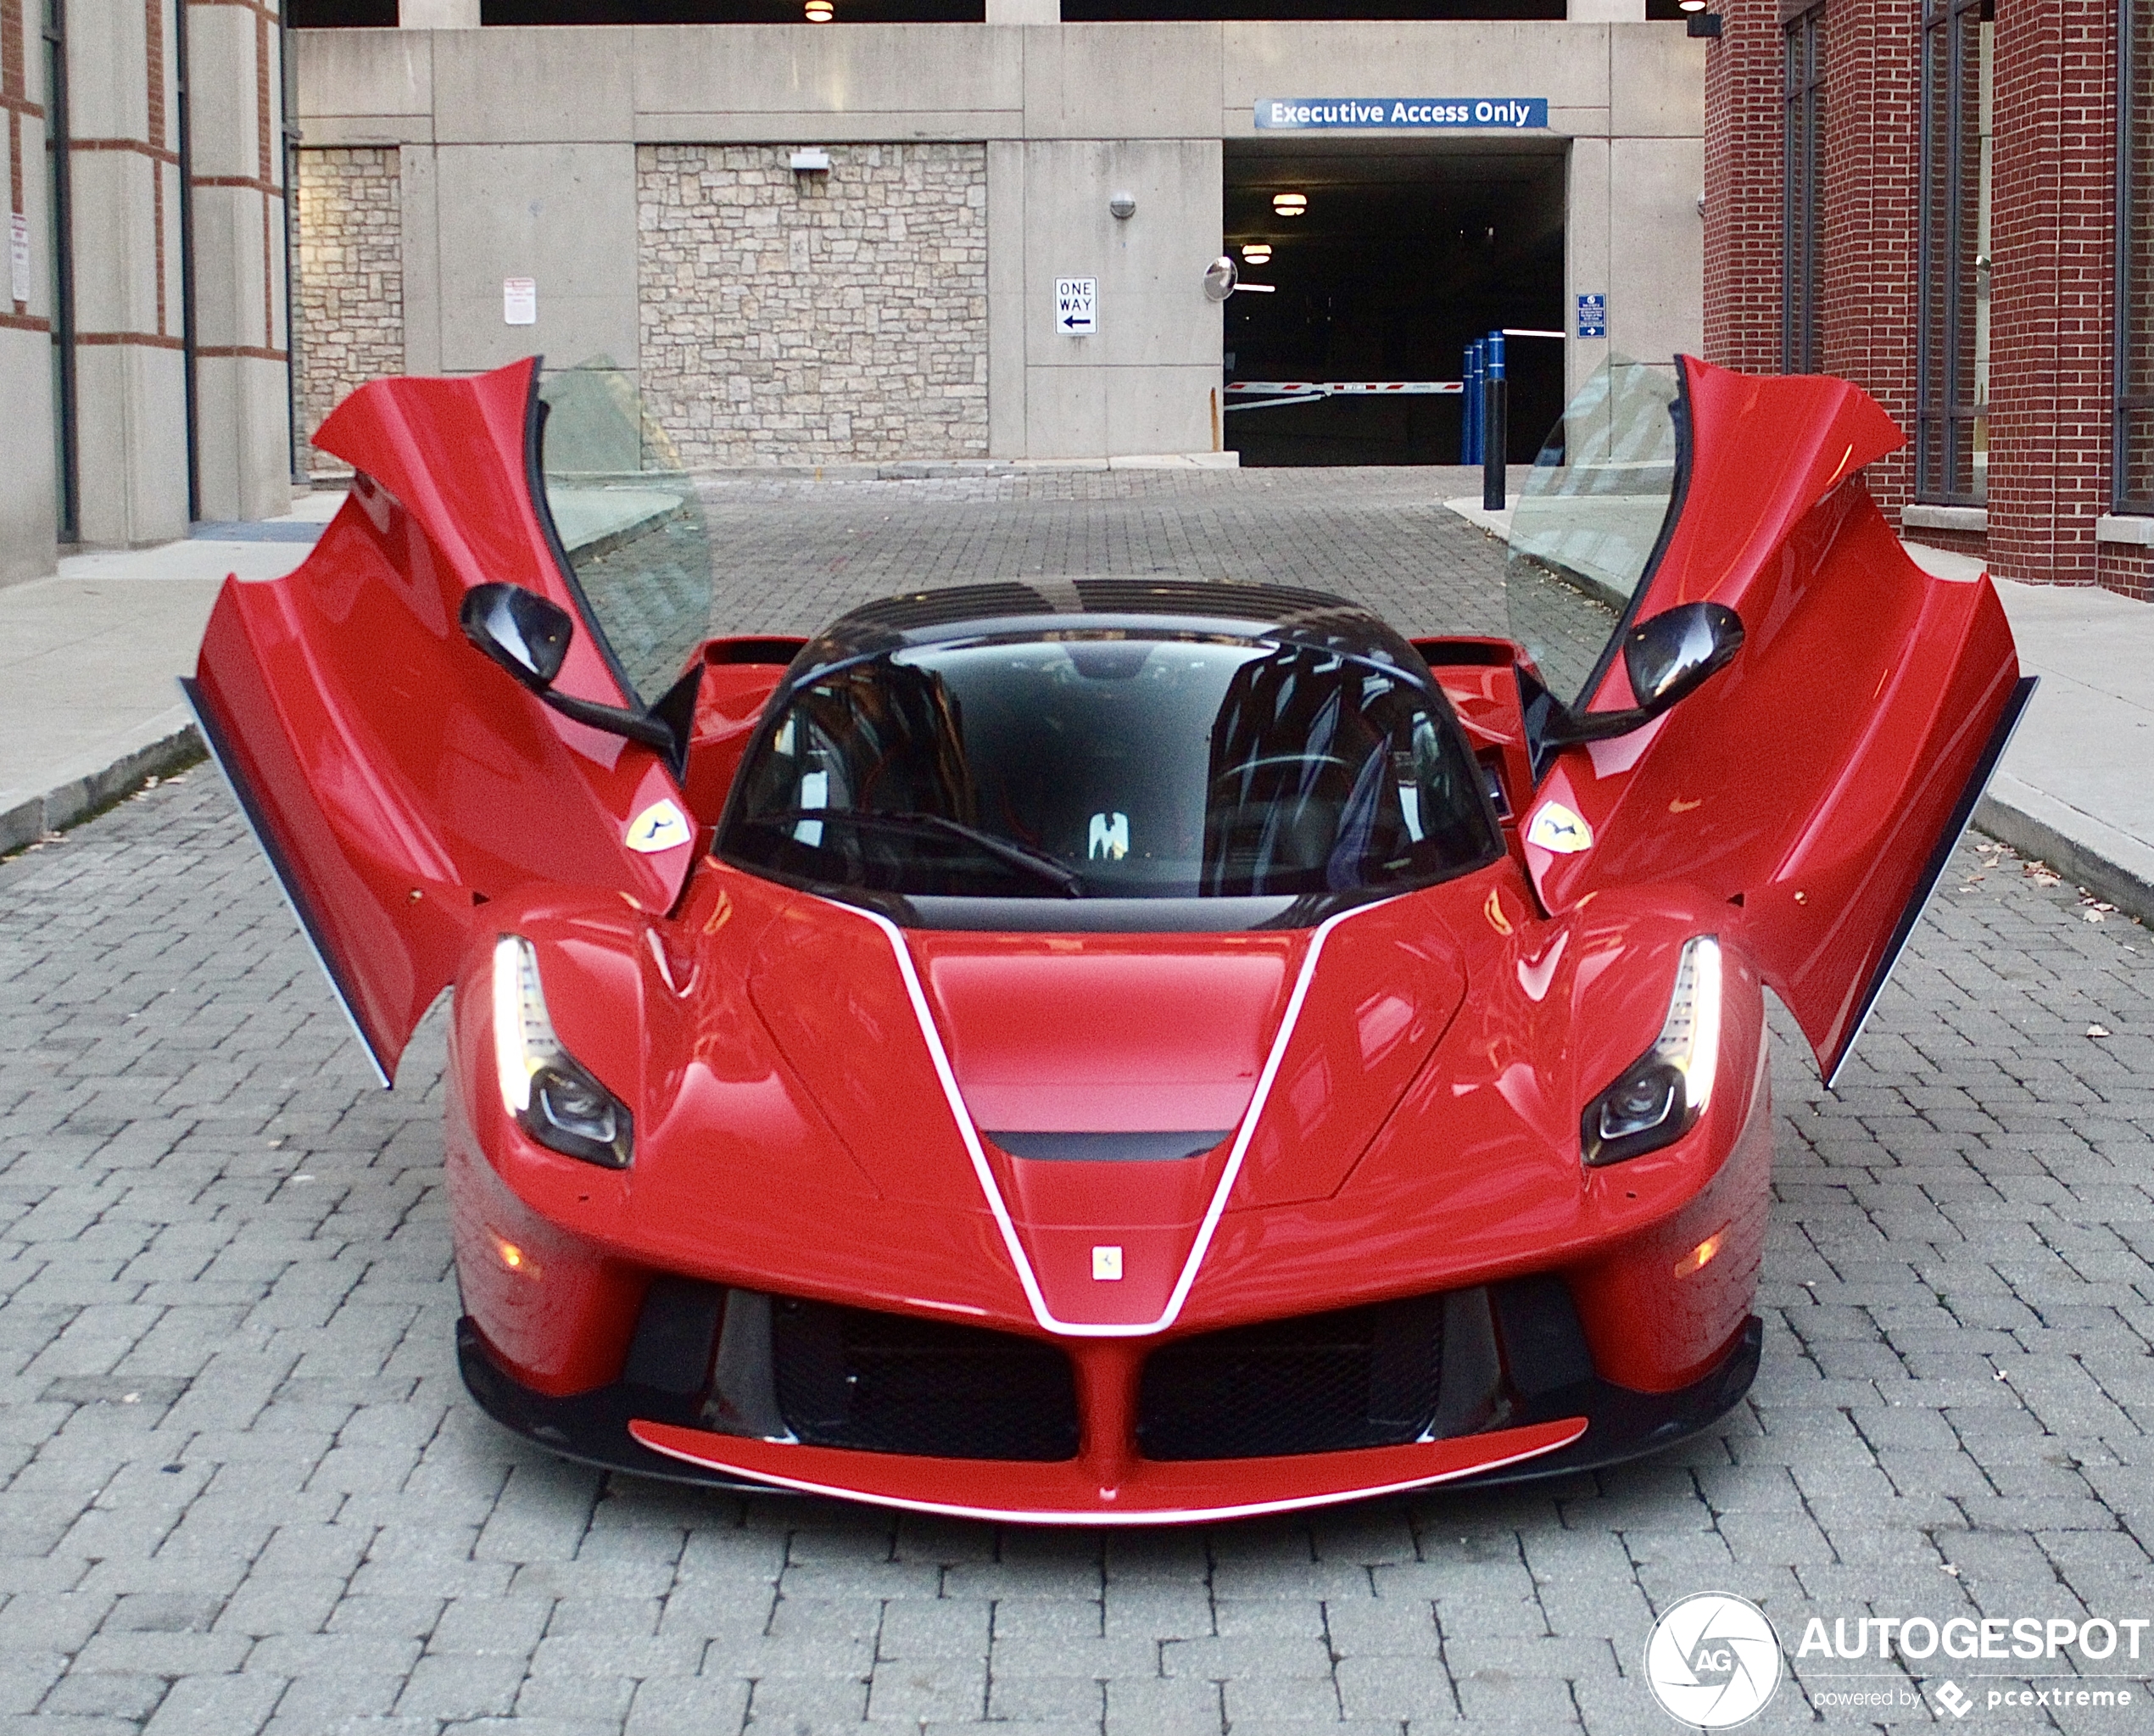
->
288, 11, 1705, 471
3, 0, 297, 585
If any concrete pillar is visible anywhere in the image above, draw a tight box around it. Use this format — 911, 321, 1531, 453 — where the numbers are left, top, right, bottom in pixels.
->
184, 0, 293, 522
1, 0, 59, 582
67, 0, 189, 546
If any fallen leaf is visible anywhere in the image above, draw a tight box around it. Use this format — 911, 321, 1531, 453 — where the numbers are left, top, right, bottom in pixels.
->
2084, 910, 2108, 923
2088, 1024, 2112, 1038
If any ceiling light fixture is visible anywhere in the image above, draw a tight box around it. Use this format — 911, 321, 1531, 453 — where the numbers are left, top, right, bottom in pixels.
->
1242, 243, 1272, 264
1677, 1, 1706, 9
1271, 192, 1308, 218
805, 0, 834, 19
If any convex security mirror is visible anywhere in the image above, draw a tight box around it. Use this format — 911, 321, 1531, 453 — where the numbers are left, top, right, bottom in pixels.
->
1203, 256, 1238, 302
459, 582, 683, 762
1541, 601, 1745, 746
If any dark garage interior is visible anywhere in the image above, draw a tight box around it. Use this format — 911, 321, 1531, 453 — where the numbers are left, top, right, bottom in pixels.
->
1223, 137, 1567, 467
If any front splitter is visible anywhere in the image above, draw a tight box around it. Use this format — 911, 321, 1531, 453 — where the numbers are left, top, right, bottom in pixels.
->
628, 1415, 1588, 1527
457, 1311, 1762, 1521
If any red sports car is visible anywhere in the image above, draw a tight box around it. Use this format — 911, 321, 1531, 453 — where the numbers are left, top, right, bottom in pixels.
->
185, 354, 2028, 1525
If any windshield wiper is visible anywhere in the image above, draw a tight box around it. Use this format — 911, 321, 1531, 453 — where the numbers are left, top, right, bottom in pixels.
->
745, 808, 1088, 896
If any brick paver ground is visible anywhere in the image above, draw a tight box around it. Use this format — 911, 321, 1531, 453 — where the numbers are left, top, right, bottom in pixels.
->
3, 471, 2151, 1736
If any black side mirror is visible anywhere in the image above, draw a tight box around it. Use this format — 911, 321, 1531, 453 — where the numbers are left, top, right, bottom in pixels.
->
458, 582, 683, 767
1532, 601, 1745, 755
1622, 601, 1745, 715
462, 583, 572, 690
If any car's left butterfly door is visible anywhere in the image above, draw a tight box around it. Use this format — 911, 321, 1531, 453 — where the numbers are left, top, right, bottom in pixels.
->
184, 359, 700, 1084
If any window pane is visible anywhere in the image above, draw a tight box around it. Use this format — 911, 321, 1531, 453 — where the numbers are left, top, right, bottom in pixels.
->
1917, 0, 1989, 504
2119, 0, 2154, 511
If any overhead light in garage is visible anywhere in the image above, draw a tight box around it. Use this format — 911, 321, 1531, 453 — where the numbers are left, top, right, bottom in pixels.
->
805, 0, 834, 18
1271, 193, 1308, 218
1242, 243, 1272, 265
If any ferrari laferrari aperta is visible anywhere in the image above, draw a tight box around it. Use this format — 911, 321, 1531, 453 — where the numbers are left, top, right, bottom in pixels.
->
185, 354, 2028, 1524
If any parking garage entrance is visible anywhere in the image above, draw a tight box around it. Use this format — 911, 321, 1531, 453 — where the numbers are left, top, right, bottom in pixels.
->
1223, 137, 1566, 467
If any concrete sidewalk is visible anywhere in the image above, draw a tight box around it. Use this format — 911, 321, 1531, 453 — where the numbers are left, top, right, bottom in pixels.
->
0, 483, 690, 854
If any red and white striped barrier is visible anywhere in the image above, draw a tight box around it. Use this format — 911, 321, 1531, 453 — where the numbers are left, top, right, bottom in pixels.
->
1223, 380, 1465, 411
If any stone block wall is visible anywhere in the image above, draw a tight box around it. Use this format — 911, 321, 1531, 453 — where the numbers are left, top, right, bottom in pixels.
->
638, 143, 988, 466
295, 147, 403, 461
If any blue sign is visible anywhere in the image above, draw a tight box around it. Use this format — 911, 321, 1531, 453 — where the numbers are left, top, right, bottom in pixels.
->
1576, 293, 1607, 339
1254, 98, 1549, 131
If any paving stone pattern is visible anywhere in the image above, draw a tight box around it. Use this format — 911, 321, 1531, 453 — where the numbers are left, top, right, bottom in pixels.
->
4, 473, 2154, 1735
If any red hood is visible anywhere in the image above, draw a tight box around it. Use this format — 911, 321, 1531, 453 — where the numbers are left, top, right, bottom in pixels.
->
744, 884, 1474, 1328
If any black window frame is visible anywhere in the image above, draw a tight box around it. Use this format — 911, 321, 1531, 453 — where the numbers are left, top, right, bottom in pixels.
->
1783, 4, 1826, 376
1915, 0, 1991, 505
2117, 0, 2154, 515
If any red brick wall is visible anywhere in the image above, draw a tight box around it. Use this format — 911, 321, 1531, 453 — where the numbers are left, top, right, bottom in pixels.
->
1703, 0, 1785, 373
1816, 0, 1924, 519
1987, 0, 2118, 589
2099, 544, 2154, 599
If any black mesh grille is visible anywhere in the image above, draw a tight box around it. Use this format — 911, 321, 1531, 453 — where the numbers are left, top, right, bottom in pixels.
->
771, 1298, 1079, 1461
1137, 1295, 1445, 1460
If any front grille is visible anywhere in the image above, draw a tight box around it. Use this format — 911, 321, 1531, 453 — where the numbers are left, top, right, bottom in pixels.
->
772, 1298, 1080, 1461
1137, 1294, 1446, 1460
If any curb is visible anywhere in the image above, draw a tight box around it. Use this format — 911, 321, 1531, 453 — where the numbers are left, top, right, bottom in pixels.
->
0, 723, 205, 857
1974, 786, 2154, 929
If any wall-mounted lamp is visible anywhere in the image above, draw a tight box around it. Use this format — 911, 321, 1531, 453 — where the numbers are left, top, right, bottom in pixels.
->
1271, 192, 1308, 218
790, 148, 832, 174
1108, 191, 1136, 220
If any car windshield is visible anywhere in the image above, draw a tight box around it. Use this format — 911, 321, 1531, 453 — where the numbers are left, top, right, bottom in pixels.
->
720, 634, 1498, 911
1504, 359, 1683, 711
536, 361, 714, 707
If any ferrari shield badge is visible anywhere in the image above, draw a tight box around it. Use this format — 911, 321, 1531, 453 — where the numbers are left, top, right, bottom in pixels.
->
1526, 801, 1594, 854
626, 799, 691, 854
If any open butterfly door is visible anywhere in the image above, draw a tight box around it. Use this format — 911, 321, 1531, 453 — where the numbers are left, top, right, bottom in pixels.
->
183, 359, 697, 1084
1509, 357, 2033, 1085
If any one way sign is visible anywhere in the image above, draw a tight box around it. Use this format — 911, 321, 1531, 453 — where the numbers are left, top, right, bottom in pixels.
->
1056, 277, 1097, 336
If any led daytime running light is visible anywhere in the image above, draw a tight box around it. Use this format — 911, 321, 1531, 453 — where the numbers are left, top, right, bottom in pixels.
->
1656, 935, 1722, 1114
489, 934, 634, 1169
493, 935, 544, 1115
1581, 934, 1722, 1168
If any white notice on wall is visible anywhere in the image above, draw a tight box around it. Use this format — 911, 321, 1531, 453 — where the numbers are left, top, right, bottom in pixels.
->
1055, 277, 1097, 337
9, 214, 29, 306
503, 276, 538, 326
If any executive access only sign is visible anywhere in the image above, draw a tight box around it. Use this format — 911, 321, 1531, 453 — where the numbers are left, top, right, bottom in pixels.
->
1255, 98, 1549, 131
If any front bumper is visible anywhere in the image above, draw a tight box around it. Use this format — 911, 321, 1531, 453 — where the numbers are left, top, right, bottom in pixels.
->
457, 1307, 1761, 1526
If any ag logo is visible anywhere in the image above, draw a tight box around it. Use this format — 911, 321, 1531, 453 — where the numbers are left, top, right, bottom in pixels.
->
626, 799, 690, 854
1643, 1593, 1783, 1728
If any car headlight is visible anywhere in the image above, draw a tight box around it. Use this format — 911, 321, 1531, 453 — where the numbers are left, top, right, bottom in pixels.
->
491, 935, 633, 1169
1580, 935, 1721, 1168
